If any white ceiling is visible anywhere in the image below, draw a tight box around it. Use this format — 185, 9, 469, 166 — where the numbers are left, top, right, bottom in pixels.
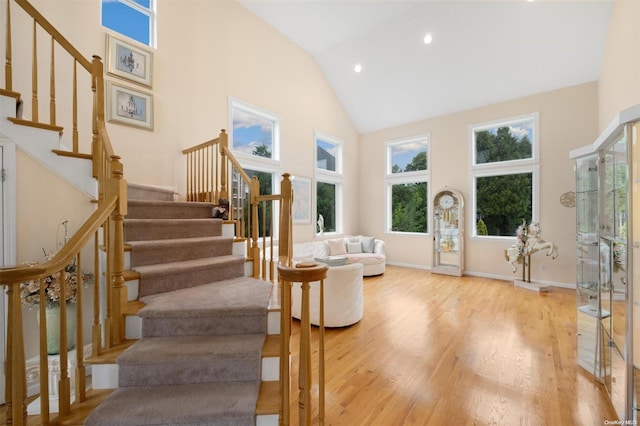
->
238, 0, 612, 134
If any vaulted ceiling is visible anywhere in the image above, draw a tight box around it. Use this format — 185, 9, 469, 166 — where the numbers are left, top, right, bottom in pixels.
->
238, 0, 612, 133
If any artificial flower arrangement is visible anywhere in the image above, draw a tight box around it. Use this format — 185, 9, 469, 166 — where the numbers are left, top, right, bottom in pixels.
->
20, 250, 93, 308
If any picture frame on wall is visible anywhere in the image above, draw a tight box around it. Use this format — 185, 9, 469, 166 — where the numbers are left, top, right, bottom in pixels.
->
292, 176, 312, 224
106, 81, 154, 130
106, 33, 153, 87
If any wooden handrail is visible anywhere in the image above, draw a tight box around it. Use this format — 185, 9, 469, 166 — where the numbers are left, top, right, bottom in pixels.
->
3, 0, 128, 424
15, 0, 91, 71
0, 196, 117, 283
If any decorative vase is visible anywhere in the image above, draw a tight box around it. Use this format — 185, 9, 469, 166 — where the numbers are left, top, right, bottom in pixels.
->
37, 302, 77, 355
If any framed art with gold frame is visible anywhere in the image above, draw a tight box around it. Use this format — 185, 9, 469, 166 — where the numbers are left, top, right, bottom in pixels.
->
106, 33, 153, 87
106, 81, 154, 130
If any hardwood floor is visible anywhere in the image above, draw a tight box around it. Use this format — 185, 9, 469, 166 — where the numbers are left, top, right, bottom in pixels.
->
2, 266, 617, 425
289, 265, 617, 425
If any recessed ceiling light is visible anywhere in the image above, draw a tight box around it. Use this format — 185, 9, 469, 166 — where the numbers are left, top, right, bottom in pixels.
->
354, 64, 362, 73
423, 33, 433, 44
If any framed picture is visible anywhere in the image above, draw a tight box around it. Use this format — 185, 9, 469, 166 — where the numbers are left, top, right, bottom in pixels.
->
106, 34, 153, 87
292, 176, 312, 224
106, 82, 154, 130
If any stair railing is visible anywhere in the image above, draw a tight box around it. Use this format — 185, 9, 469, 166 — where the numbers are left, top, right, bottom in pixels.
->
183, 136, 328, 424
4, 0, 95, 156
182, 130, 264, 277
2, 0, 128, 424
276, 174, 328, 425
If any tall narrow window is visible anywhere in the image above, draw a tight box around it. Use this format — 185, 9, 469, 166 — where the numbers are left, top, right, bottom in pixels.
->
229, 98, 281, 241
315, 132, 343, 235
471, 114, 539, 237
385, 135, 430, 234
102, 0, 155, 47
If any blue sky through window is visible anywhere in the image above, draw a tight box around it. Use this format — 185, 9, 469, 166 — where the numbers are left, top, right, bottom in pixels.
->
232, 110, 274, 158
390, 141, 427, 172
102, 0, 150, 46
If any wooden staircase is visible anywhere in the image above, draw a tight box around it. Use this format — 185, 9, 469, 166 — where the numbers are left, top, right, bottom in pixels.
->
1, 1, 324, 424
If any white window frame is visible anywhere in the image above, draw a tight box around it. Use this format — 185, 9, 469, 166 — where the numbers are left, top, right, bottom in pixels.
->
314, 131, 343, 236
229, 97, 281, 165
228, 98, 282, 245
470, 113, 539, 240
384, 134, 430, 235
101, 0, 157, 48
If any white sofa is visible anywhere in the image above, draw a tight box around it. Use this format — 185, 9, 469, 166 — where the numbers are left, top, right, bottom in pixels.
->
291, 262, 364, 327
293, 236, 386, 276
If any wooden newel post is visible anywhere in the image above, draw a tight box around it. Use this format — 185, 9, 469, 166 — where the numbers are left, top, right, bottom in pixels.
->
219, 129, 228, 200
109, 156, 128, 345
277, 262, 328, 426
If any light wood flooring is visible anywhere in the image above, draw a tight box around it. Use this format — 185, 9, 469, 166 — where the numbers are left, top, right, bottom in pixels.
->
288, 265, 617, 425
2, 265, 617, 425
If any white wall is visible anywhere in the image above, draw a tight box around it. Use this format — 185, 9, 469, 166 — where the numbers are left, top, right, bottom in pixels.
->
359, 83, 599, 285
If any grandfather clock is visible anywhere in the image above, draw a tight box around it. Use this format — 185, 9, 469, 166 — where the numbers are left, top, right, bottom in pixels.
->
432, 188, 464, 276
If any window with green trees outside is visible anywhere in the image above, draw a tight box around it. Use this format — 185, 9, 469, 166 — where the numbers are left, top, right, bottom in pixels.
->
472, 115, 537, 237
386, 136, 429, 234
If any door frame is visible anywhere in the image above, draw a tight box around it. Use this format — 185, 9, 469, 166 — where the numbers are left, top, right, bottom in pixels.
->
0, 139, 17, 404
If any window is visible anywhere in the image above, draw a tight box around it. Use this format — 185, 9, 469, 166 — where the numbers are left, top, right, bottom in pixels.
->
230, 99, 280, 162
315, 132, 343, 235
385, 135, 429, 234
102, 0, 156, 47
243, 168, 274, 237
229, 99, 281, 240
471, 114, 539, 238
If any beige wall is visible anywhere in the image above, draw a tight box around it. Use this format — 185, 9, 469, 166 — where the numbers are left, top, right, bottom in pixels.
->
9, 0, 637, 286
14, 0, 359, 244
360, 83, 599, 285
598, 0, 640, 130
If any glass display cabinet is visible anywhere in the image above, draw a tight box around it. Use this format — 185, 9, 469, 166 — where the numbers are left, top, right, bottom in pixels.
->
432, 188, 464, 276
571, 105, 639, 422
574, 153, 606, 379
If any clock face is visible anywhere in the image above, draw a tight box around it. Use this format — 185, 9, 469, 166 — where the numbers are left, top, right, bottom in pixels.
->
439, 194, 455, 209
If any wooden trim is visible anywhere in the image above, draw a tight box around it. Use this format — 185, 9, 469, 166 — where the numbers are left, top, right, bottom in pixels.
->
7, 116, 63, 133
0, 88, 20, 100
52, 149, 92, 160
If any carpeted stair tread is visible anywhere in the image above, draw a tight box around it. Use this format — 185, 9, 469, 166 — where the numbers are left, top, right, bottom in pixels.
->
124, 218, 223, 241
134, 255, 246, 297
140, 276, 273, 317
84, 381, 259, 426
127, 199, 216, 219
128, 236, 234, 267
118, 334, 265, 387
138, 276, 272, 337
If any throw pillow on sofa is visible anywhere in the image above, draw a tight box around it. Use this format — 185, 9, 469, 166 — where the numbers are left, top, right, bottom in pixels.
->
327, 238, 347, 255
360, 236, 376, 253
346, 242, 363, 254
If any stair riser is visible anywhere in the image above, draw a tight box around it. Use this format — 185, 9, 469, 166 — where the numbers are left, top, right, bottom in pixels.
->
130, 238, 234, 267
142, 314, 267, 337
91, 356, 281, 390
119, 358, 261, 387
128, 184, 176, 201
257, 414, 279, 426
126, 308, 281, 339
137, 258, 245, 297
127, 203, 215, 220
124, 219, 222, 241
